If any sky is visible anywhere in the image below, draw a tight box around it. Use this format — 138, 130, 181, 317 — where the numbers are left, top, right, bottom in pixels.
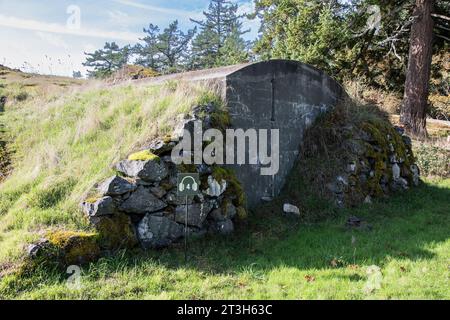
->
0, 0, 260, 77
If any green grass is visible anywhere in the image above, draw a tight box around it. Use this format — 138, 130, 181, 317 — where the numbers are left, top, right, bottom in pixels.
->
1, 179, 448, 299
0, 69, 448, 299
0, 80, 217, 266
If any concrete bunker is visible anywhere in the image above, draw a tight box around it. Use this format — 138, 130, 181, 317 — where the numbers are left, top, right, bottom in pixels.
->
157, 60, 346, 207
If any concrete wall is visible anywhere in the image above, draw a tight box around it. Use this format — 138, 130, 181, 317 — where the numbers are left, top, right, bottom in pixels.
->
224, 60, 345, 208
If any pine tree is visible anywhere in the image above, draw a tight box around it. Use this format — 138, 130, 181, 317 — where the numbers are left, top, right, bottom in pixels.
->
134, 24, 161, 71
156, 20, 196, 73
218, 26, 250, 66
190, 0, 249, 69
83, 42, 130, 78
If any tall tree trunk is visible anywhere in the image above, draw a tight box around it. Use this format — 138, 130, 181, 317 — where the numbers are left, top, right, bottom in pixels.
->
400, 0, 434, 139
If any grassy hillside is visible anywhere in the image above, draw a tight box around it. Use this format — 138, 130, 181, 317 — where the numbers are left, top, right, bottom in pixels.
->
0, 73, 215, 270
0, 68, 449, 299
0, 178, 448, 299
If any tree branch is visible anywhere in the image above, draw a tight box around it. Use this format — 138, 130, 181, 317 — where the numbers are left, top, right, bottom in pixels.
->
435, 24, 450, 32
435, 34, 450, 42
431, 13, 450, 21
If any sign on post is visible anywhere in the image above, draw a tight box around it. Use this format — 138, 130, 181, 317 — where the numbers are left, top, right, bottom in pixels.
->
177, 173, 200, 263
177, 173, 200, 196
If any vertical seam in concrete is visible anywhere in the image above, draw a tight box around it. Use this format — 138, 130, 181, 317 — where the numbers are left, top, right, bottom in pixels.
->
271, 75, 275, 122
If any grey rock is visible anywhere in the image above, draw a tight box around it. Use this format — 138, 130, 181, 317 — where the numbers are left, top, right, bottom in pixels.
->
204, 175, 227, 197
137, 215, 184, 249
346, 216, 362, 227
223, 203, 237, 219
391, 177, 409, 191
381, 182, 390, 194
389, 154, 398, 164
214, 219, 234, 235
210, 208, 226, 222
150, 186, 167, 199
398, 177, 409, 190
187, 226, 208, 239
364, 195, 372, 204
165, 191, 194, 206
283, 203, 300, 216
197, 164, 213, 175
345, 216, 373, 231
327, 176, 348, 194
402, 135, 412, 147
98, 175, 136, 196
209, 203, 237, 221
327, 182, 342, 194
343, 140, 365, 156
136, 179, 153, 186
411, 164, 420, 186
346, 162, 357, 173
359, 174, 368, 184
119, 186, 167, 214
392, 163, 401, 180
337, 175, 348, 186
115, 159, 168, 182
148, 139, 176, 155
175, 201, 215, 227
27, 239, 49, 259
82, 196, 115, 217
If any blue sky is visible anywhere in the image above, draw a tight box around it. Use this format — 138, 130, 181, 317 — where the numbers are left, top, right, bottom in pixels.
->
0, 0, 259, 76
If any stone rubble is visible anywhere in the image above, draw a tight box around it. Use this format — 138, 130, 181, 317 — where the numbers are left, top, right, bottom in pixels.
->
81, 104, 246, 249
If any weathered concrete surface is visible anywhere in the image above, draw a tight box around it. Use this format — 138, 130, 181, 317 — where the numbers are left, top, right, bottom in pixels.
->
224, 60, 346, 207
140, 60, 346, 208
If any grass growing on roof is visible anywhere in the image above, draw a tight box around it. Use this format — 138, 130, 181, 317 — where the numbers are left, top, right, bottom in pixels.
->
0, 79, 220, 267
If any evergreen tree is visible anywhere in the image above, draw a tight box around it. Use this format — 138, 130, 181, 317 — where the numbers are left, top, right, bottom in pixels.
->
83, 42, 130, 78
72, 71, 82, 79
134, 24, 161, 71
190, 0, 249, 68
252, 0, 355, 77
218, 26, 250, 66
156, 20, 196, 73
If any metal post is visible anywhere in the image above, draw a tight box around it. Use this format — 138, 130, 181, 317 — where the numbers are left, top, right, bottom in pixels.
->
184, 195, 188, 264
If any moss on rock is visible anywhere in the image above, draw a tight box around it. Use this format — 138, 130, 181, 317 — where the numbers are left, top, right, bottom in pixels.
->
128, 150, 160, 162
292, 101, 419, 211
46, 230, 100, 266
211, 166, 246, 208
94, 213, 138, 249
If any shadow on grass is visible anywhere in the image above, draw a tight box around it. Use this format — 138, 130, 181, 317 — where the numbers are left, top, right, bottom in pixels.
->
107, 180, 450, 275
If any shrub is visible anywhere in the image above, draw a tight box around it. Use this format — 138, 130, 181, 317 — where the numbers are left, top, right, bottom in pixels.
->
413, 143, 450, 178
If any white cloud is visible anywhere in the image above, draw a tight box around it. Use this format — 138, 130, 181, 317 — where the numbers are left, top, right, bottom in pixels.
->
0, 14, 141, 41
35, 32, 70, 50
107, 10, 132, 28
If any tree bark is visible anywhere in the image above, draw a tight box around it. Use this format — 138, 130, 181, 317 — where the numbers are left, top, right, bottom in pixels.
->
400, 0, 434, 139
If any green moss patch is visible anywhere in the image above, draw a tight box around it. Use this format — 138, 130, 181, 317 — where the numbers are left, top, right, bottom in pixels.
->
94, 213, 138, 249
45, 230, 100, 266
211, 166, 246, 208
128, 150, 160, 162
